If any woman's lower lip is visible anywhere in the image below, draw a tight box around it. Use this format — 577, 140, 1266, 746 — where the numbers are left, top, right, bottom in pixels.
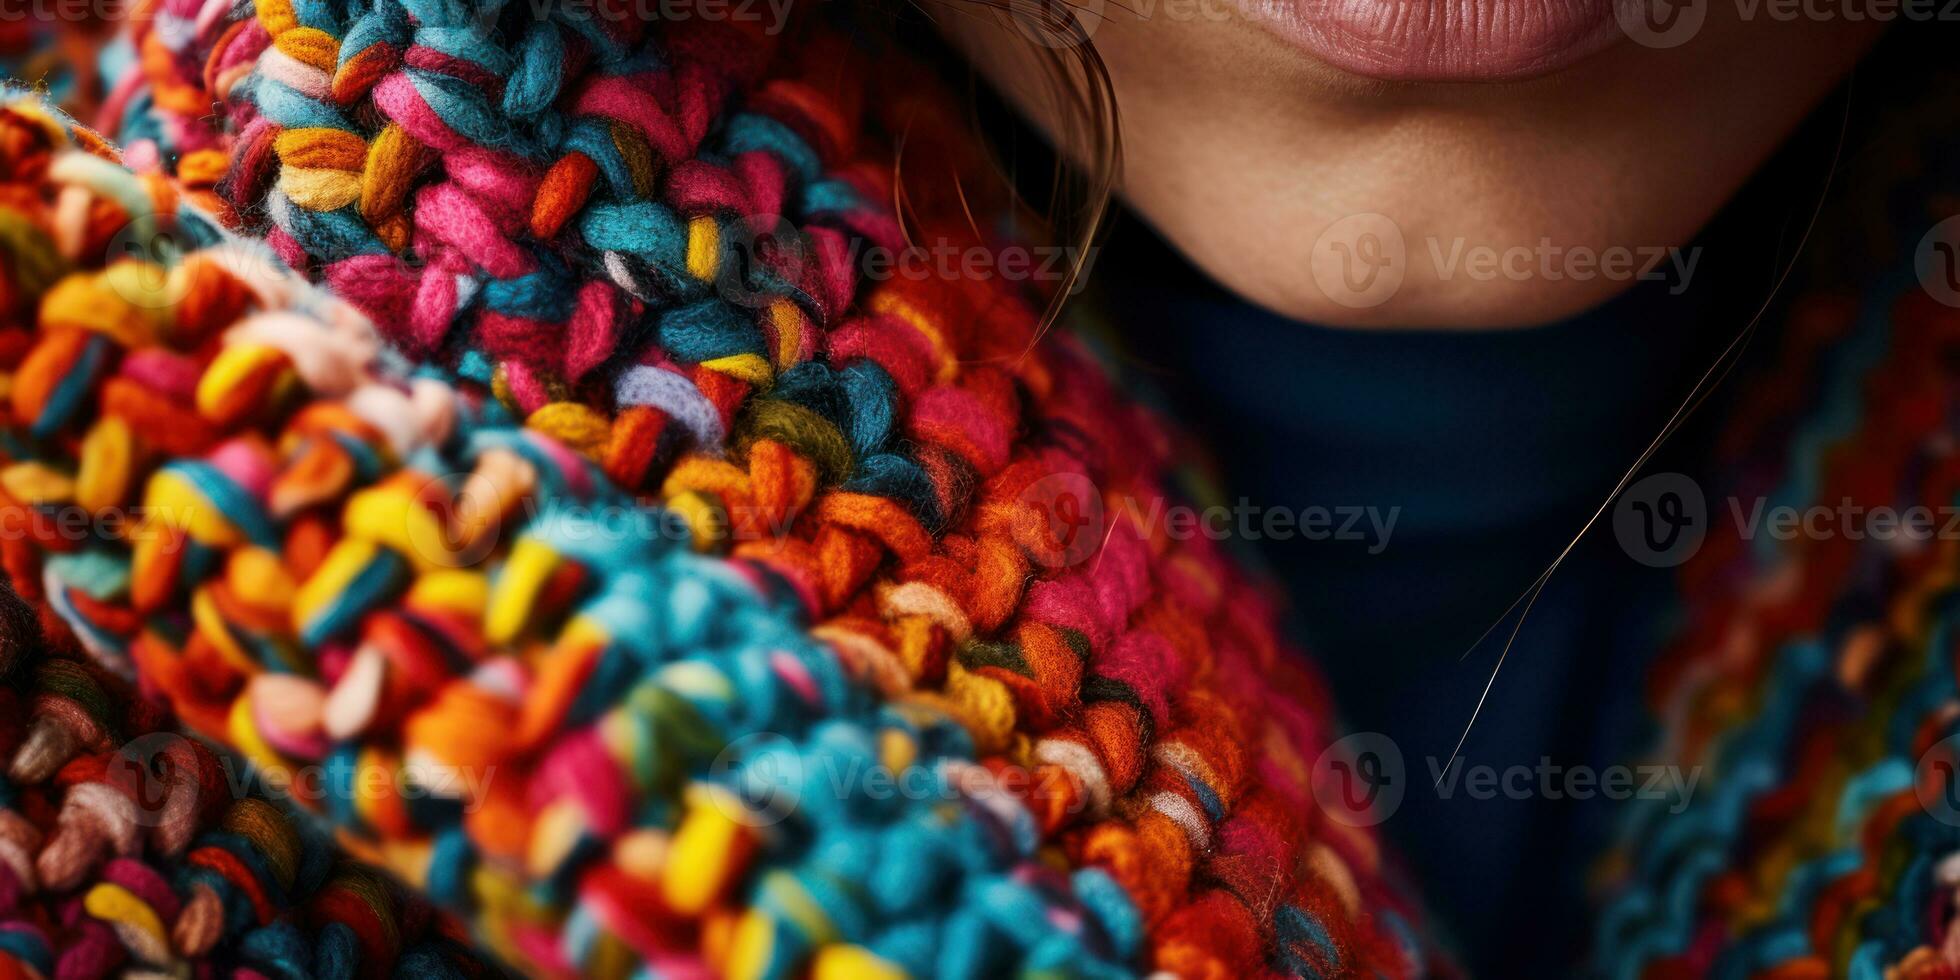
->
1236, 0, 1627, 81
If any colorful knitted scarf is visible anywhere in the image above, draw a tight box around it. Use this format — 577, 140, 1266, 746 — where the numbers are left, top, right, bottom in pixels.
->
0, 100, 497, 973
0, 646, 498, 980
1587, 76, 1960, 979
40, 1, 1960, 977
0, 3, 1442, 976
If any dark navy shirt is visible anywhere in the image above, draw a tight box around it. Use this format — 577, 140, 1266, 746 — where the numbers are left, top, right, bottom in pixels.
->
1098, 220, 1743, 977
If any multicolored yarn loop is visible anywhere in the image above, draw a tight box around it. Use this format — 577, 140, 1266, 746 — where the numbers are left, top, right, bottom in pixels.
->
0, 655, 498, 980
69, 1, 1960, 976
1, 25, 1441, 973
0, 417, 490, 976
1591, 95, 1960, 977
97, 0, 261, 219
120, 0, 921, 457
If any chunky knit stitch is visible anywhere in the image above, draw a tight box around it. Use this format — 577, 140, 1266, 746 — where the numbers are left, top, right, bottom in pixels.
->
61, 2, 1445, 976
0, 688, 495, 980
0, 430, 488, 978
96, 0, 254, 219
0, 91, 1166, 977
1591, 90, 1960, 978
70, 5, 1960, 977
0, 60, 1457, 977
0, 669, 496, 979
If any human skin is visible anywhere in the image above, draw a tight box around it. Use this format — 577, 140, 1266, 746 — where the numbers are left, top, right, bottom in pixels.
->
938, 1, 1886, 328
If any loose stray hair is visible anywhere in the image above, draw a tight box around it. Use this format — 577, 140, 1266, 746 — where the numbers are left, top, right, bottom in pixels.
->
907, 0, 1870, 787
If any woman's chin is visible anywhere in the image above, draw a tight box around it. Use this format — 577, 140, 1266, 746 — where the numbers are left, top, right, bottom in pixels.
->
1214, 258, 1675, 331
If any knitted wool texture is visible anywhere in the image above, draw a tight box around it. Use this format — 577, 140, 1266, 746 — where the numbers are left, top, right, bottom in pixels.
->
1590, 104, 1960, 977
57, 1, 1442, 980
0, 95, 516, 980
85, 3, 1960, 977
97, 0, 258, 222
0, 225, 491, 980
0, 8, 102, 123
0, 661, 496, 980
1, 41, 1439, 975
0, 93, 1150, 977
